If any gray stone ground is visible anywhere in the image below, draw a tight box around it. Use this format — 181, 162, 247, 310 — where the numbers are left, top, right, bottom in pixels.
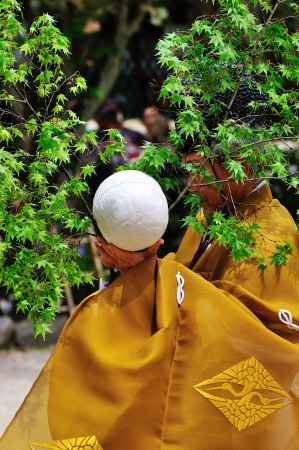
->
0, 347, 53, 435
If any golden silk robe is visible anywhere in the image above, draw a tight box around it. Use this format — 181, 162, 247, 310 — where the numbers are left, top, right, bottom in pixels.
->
1, 184, 299, 450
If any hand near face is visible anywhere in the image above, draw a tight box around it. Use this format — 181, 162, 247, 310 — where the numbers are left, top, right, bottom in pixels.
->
185, 154, 255, 213
93, 236, 164, 272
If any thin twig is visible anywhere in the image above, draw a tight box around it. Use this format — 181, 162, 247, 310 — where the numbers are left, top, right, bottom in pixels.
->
169, 174, 199, 211
169, 184, 190, 212
227, 182, 238, 217
234, 113, 279, 123
225, 82, 241, 120
266, 0, 286, 25
14, 85, 38, 118
237, 136, 299, 151
194, 13, 226, 21
46, 71, 78, 117
271, 15, 296, 24
0, 98, 27, 104
0, 108, 26, 122
65, 232, 97, 244
191, 173, 299, 188
61, 167, 102, 236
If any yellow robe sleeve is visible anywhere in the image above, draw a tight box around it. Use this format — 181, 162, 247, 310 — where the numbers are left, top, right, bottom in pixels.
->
177, 184, 299, 337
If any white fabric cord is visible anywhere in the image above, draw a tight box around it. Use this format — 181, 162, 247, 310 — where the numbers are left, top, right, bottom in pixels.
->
176, 271, 185, 306
278, 309, 299, 331
99, 277, 109, 291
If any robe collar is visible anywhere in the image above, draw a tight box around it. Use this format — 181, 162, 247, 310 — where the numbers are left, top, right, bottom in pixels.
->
236, 183, 273, 219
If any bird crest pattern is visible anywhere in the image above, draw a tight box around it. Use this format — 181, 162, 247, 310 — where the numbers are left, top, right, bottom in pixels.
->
30, 435, 102, 450
194, 357, 291, 431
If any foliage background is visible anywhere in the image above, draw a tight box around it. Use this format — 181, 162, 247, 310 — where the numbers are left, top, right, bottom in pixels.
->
21, 0, 299, 214
21, 0, 299, 226
21, 0, 216, 118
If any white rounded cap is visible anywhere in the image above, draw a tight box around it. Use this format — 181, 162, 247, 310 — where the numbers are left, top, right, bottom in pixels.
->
93, 170, 169, 251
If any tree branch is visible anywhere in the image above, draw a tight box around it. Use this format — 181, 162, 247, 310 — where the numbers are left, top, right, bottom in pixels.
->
237, 136, 299, 152
169, 175, 197, 212
128, 4, 146, 36
224, 81, 241, 120
81, 0, 146, 120
266, 0, 287, 25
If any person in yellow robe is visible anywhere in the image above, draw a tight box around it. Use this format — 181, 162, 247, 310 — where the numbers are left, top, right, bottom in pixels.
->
1, 156, 299, 450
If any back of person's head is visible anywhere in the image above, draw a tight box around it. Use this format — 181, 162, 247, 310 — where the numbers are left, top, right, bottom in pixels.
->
95, 96, 127, 129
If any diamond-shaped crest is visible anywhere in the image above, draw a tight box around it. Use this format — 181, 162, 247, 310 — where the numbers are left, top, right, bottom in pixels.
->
194, 357, 291, 431
30, 435, 102, 450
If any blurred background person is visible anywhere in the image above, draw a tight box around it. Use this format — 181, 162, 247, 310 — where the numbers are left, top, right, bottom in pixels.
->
95, 96, 145, 167
143, 106, 172, 144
